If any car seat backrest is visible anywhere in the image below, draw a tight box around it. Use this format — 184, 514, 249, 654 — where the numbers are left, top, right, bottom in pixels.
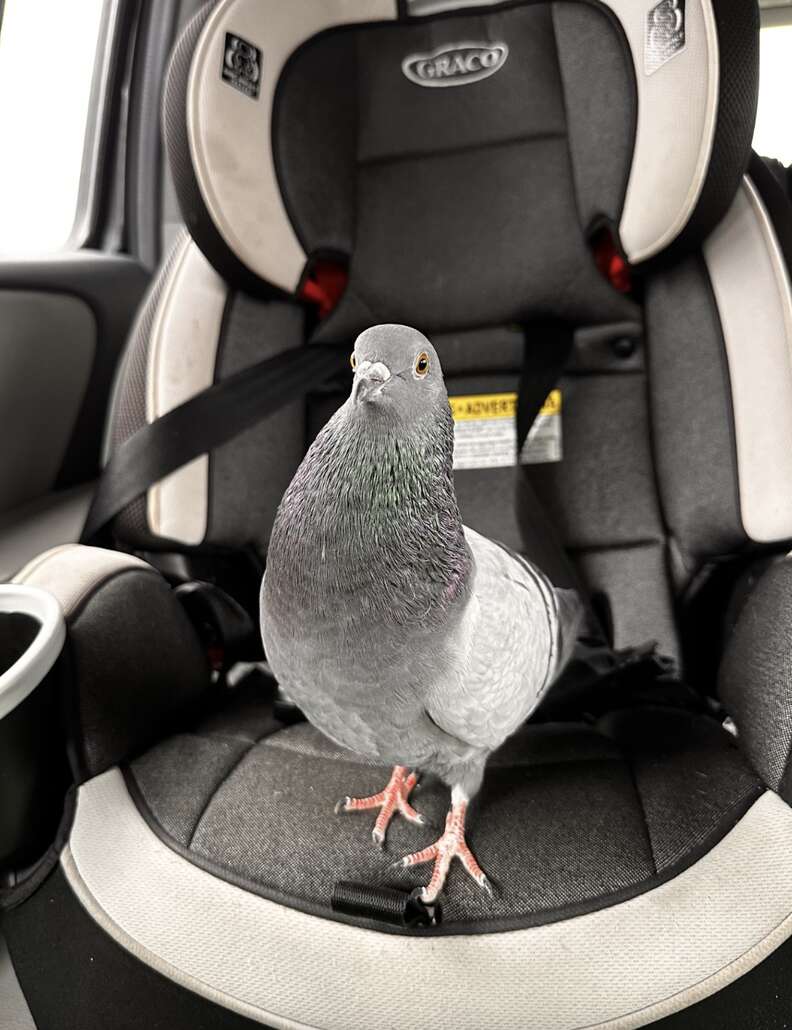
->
649, 157, 792, 556
106, 0, 766, 663
171, 0, 754, 302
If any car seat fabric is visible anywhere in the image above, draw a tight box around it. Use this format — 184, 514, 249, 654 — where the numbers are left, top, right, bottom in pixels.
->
8, 542, 792, 1030
127, 695, 761, 927
648, 158, 792, 571
105, 0, 759, 662
18, 3, 792, 1028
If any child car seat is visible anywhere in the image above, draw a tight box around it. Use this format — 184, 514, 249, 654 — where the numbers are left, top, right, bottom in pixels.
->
8, 1, 792, 1028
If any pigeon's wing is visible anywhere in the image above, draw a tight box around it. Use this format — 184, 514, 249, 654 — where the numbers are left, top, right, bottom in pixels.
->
424, 526, 577, 752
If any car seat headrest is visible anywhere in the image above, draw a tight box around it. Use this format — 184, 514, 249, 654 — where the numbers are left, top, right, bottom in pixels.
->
164, 0, 758, 310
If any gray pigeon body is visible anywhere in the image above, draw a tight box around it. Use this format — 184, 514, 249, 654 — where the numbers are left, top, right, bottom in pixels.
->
260, 324, 582, 896
261, 324, 581, 793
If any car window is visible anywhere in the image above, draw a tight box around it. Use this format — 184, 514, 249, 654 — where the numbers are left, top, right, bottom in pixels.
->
755, 24, 792, 166
0, 0, 109, 256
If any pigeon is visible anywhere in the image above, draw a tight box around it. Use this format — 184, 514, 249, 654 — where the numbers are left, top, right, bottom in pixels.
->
260, 323, 583, 902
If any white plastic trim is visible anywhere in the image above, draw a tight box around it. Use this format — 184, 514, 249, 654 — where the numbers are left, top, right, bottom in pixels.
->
0, 932, 36, 1030
145, 237, 227, 545
187, 0, 722, 273
65, 773, 792, 1030
13, 543, 151, 617
0, 584, 65, 721
603, 0, 720, 262
704, 176, 792, 543
187, 0, 397, 292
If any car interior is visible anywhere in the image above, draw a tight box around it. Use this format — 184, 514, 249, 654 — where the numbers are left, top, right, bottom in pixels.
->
4, 1, 792, 1028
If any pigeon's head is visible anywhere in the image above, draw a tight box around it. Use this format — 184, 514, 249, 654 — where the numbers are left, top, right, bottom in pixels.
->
349, 324, 446, 423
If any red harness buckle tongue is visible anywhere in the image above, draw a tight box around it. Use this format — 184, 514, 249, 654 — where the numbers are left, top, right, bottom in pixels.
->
300, 260, 348, 318
592, 230, 632, 294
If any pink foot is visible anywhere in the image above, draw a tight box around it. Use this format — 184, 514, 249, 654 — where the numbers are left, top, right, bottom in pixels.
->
335, 765, 426, 846
394, 798, 491, 903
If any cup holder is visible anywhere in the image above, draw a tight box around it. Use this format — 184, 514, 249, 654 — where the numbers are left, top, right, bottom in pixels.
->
0, 585, 65, 720
0, 585, 67, 874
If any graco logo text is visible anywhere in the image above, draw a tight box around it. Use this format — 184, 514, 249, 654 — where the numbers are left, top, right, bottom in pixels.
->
402, 42, 509, 88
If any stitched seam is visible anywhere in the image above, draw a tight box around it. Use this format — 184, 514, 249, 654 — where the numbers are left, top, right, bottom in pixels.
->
356, 130, 566, 170
186, 728, 273, 847
566, 538, 663, 554
626, 754, 657, 875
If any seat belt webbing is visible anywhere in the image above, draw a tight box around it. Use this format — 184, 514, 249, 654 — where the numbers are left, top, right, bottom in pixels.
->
82, 329, 575, 544
516, 324, 575, 452
81, 346, 346, 542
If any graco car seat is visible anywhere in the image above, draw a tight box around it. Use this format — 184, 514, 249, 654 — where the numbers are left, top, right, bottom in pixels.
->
7, 1, 792, 1028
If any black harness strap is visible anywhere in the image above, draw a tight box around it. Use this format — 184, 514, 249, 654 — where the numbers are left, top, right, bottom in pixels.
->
81, 346, 347, 543
516, 323, 575, 452
83, 327, 575, 546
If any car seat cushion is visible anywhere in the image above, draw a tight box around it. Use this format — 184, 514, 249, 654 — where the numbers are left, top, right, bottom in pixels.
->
170, 0, 757, 300
647, 160, 792, 563
126, 683, 761, 929
12, 545, 211, 782
33, 773, 790, 1030
109, 232, 308, 549
104, 0, 759, 575
720, 555, 792, 799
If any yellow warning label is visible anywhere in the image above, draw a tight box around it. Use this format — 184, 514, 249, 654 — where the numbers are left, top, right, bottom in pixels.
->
448, 390, 563, 469
540, 389, 562, 417
449, 390, 560, 422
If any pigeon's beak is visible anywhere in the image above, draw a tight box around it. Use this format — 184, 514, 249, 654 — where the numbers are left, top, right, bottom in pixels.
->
352, 360, 391, 405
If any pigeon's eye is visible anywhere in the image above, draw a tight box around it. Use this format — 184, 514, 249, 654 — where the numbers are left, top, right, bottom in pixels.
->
415, 353, 430, 377
350, 353, 357, 371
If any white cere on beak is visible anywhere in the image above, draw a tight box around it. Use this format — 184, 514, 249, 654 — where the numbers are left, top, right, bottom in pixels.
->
352, 360, 392, 404
356, 360, 391, 382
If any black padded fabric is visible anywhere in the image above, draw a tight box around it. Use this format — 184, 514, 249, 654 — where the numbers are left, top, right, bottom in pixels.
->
550, 2, 635, 237
576, 543, 679, 660
64, 568, 210, 782
207, 296, 308, 550
646, 254, 744, 566
720, 558, 792, 801
277, 4, 637, 340
530, 370, 663, 549
128, 686, 759, 931
525, 358, 680, 658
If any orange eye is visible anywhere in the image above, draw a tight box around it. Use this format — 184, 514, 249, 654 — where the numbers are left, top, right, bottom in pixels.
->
350, 352, 357, 370
415, 352, 430, 377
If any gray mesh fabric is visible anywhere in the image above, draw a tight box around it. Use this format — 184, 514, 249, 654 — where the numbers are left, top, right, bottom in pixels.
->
720, 559, 792, 797
129, 688, 760, 929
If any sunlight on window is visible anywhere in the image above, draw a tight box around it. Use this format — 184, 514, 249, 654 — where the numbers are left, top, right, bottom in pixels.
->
755, 24, 792, 166
0, 0, 107, 256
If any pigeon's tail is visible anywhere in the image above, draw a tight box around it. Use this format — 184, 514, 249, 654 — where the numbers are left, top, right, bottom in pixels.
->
554, 588, 585, 677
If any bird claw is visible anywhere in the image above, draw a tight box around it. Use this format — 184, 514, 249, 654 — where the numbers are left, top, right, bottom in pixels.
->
394, 799, 491, 904
334, 766, 424, 847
